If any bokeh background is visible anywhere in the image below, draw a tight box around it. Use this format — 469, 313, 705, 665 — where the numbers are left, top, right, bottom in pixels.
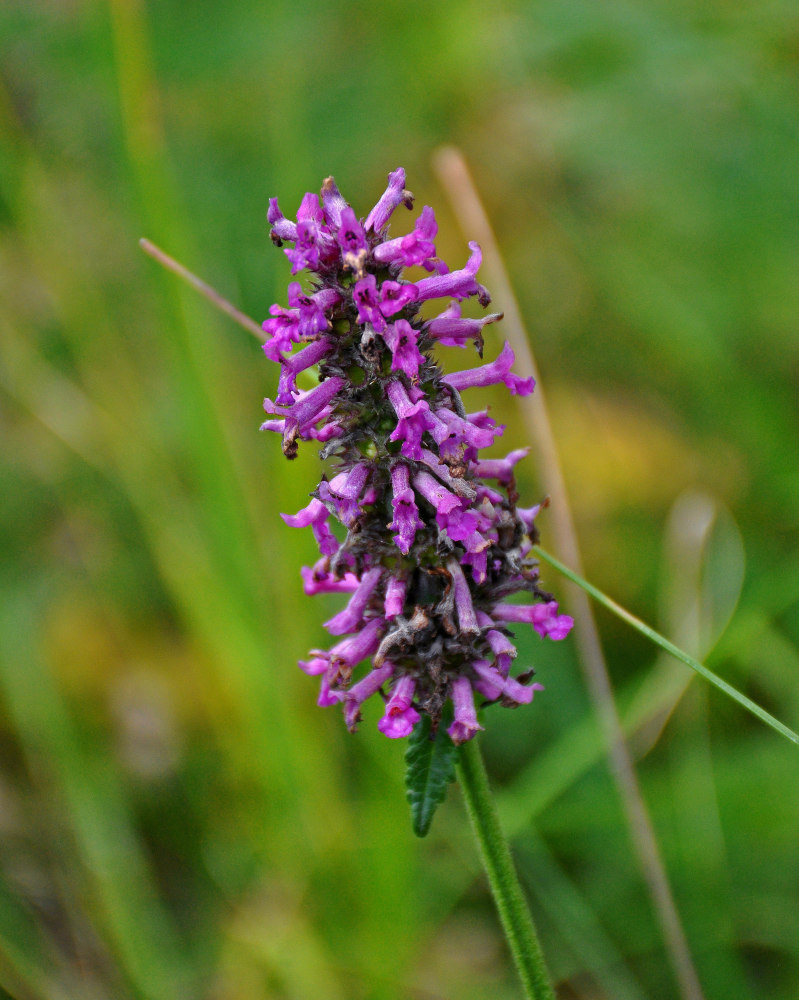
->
1, 1, 798, 998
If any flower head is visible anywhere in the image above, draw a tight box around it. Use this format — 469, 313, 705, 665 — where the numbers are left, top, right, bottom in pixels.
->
261, 170, 572, 742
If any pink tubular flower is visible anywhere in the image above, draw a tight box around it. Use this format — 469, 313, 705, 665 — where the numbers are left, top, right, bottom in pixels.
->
364, 167, 413, 232
428, 300, 504, 349
284, 192, 333, 274
387, 381, 435, 460
472, 661, 544, 706
472, 448, 530, 484
412, 470, 462, 517
493, 600, 574, 640
447, 560, 479, 634
276, 337, 333, 404
447, 677, 483, 745
389, 463, 424, 555
320, 176, 349, 230
300, 564, 360, 596
378, 675, 421, 738
281, 497, 338, 556
353, 273, 386, 331
267, 197, 298, 243
415, 242, 489, 305
383, 320, 425, 380
383, 576, 407, 618
378, 280, 419, 318
443, 342, 535, 396
262, 305, 302, 361
264, 376, 344, 429
326, 619, 384, 680
429, 407, 501, 460
324, 567, 383, 635
337, 205, 367, 257
374, 205, 438, 269
344, 662, 394, 731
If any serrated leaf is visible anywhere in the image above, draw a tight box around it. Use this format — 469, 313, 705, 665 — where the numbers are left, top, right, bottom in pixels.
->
405, 713, 458, 837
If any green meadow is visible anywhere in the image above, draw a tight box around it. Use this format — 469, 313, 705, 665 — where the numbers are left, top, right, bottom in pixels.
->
1, 2, 798, 997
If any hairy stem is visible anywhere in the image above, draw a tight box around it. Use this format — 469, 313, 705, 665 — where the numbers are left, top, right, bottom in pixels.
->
457, 738, 556, 1000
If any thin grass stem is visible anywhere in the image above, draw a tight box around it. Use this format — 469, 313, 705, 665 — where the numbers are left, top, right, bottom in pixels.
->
432, 145, 706, 1000
139, 239, 266, 342
534, 545, 799, 747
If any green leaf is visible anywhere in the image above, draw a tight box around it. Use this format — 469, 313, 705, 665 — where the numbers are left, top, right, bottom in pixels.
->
405, 713, 458, 837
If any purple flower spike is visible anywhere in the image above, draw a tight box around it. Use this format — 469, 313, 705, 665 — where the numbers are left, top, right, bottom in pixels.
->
447, 676, 484, 745
378, 675, 421, 738
365, 167, 413, 232
262, 170, 571, 742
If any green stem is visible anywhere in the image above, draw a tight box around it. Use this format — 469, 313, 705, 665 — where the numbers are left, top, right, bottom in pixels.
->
457, 738, 556, 1000
533, 545, 799, 748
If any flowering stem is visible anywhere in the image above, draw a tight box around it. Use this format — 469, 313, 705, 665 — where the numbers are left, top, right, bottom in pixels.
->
533, 545, 799, 747
457, 738, 556, 1000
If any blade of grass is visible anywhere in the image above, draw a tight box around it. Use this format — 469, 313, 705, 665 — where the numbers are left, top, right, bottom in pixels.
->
533, 545, 799, 747
433, 145, 706, 1000
515, 837, 650, 1000
656, 499, 751, 994
0, 593, 190, 1000
0, 873, 56, 1000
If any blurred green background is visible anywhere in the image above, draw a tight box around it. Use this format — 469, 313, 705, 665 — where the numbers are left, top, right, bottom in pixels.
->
1, 1, 798, 998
